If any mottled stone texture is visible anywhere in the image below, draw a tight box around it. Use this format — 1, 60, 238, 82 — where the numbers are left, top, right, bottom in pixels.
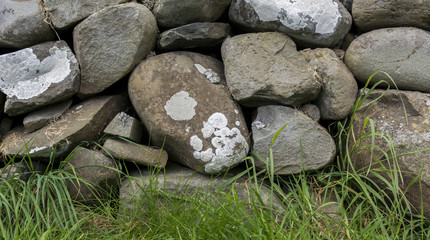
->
129, 52, 249, 175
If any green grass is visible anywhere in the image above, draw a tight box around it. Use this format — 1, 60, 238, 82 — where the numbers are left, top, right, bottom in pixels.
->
1, 72, 430, 239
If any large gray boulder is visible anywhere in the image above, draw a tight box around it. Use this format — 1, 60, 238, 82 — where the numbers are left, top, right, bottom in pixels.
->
44, 0, 127, 30
301, 48, 357, 120
0, 95, 128, 159
0, 0, 56, 48
120, 163, 283, 214
0, 41, 80, 116
352, 0, 430, 32
73, 3, 157, 98
129, 52, 250, 175
221, 32, 321, 107
157, 22, 231, 51
65, 147, 119, 205
252, 105, 336, 175
345, 27, 430, 93
350, 89, 430, 218
228, 0, 352, 47
153, 0, 231, 28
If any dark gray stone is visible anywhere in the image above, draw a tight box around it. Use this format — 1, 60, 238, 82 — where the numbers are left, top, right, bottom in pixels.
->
228, 0, 352, 47
104, 112, 143, 142
153, 0, 231, 28
0, 95, 128, 159
301, 48, 357, 120
221, 32, 321, 107
251, 105, 336, 175
0, 0, 56, 48
350, 89, 430, 218
129, 52, 250, 175
0, 161, 46, 183
352, 0, 430, 32
73, 3, 158, 98
65, 147, 119, 205
44, 0, 127, 30
158, 22, 231, 51
23, 100, 72, 133
345, 27, 430, 93
103, 139, 168, 168
0, 41, 80, 116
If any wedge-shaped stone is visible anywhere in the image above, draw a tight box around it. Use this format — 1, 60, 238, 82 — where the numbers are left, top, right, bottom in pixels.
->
0, 95, 127, 159
0, 41, 80, 116
104, 112, 143, 142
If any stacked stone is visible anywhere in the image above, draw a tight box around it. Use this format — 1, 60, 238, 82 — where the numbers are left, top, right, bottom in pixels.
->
0, 0, 429, 217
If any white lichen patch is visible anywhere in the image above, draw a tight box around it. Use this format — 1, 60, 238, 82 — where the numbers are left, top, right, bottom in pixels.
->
194, 64, 220, 84
164, 91, 197, 121
247, 0, 341, 34
235, 121, 241, 126
252, 120, 266, 129
0, 46, 72, 100
29, 146, 48, 154
191, 112, 249, 174
234, 109, 239, 114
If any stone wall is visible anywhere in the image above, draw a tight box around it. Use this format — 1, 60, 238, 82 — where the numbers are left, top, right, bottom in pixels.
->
1, 0, 430, 217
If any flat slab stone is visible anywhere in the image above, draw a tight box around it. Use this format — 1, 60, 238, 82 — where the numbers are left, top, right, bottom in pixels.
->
103, 112, 143, 142
228, 0, 352, 47
0, 41, 80, 116
0, 0, 56, 48
23, 100, 73, 133
103, 139, 168, 168
0, 95, 127, 159
221, 32, 321, 107
73, 3, 157, 98
158, 22, 231, 51
252, 105, 336, 175
345, 27, 430, 93
44, 0, 127, 30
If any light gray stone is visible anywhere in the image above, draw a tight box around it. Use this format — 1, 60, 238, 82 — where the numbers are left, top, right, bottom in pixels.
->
352, 0, 430, 32
103, 139, 168, 168
0, 41, 80, 116
153, 0, 231, 28
65, 147, 119, 205
158, 22, 231, 51
301, 48, 357, 120
0, 0, 56, 48
228, 0, 352, 47
44, 0, 127, 30
0, 95, 128, 159
350, 89, 430, 218
345, 27, 430, 93
73, 3, 157, 98
221, 32, 321, 107
129, 52, 250, 175
120, 163, 284, 214
104, 112, 143, 142
251, 105, 336, 175
298, 104, 321, 122
23, 100, 72, 133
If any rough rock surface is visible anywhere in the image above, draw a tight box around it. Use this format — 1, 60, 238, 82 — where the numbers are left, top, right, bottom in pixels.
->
65, 147, 119, 205
44, 0, 127, 30
298, 104, 321, 122
0, 161, 46, 183
120, 163, 283, 213
301, 48, 357, 120
228, 0, 352, 47
73, 3, 157, 98
345, 27, 430, 93
0, 95, 127, 159
0, 41, 80, 116
129, 51, 250, 175
221, 32, 321, 107
158, 22, 231, 51
352, 0, 430, 32
23, 100, 72, 133
103, 139, 168, 168
104, 112, 143, 142
350, 89, 430, 218
0, 0, 56, 48
251, 105, 336, 175
153, 0, 231, 28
